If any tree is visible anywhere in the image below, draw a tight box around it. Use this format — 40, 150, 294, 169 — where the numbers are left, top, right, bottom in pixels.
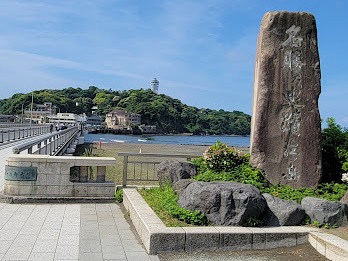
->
0, 87, 252, 135
321, 118, 348, 183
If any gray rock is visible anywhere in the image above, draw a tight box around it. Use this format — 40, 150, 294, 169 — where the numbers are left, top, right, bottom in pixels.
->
178, 181, 266, 226
173, 179, 193, 197
340, 191, 348, 220
301, 197, 345, 227
261, 193, 305, 226
250, 11, 322, 188
340, 190, 348, 205
157, 160, 196, 187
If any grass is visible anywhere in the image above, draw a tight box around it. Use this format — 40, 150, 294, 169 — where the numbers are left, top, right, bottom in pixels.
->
138, 185, 207, 227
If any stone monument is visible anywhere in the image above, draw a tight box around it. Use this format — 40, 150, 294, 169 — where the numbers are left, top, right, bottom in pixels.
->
250, 11, 321, 188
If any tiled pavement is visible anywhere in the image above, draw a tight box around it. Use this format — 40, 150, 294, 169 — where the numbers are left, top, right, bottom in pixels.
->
0, 203, 160, 261
0, 138, 159, 260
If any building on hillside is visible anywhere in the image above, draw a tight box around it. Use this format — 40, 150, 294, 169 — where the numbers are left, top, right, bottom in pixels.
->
151, 78, 159, 94
105, 110, 141, 130
91, 106, 98, 115
86, 115, 104, 127
24, 102, 56, 124
36, 102, 56, 114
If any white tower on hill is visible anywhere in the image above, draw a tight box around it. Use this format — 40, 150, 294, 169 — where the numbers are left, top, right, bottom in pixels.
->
151, 78, 159, 94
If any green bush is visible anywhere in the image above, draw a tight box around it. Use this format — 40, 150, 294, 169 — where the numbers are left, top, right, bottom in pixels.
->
115, 188, 123, 203
243, 217, 263, 227
194, 162, 270, 191
203, 140, 246, 172
262, 182, 348, 204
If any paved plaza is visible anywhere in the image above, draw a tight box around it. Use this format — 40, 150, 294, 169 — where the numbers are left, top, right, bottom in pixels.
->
0, 139, 159, 261
0, 203, 159, 261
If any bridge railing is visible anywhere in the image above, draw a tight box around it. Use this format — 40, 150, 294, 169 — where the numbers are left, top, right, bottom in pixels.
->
12, 126, 79, 155
0, 125, 50, 143
117, 152, 202, 187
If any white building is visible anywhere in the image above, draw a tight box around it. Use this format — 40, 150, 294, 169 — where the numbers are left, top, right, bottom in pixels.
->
47, 113, 84, 125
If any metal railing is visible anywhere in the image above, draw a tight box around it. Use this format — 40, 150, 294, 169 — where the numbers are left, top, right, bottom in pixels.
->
12, 126, 79, 155
118, 152, 202, 187
0, 125, 50, 143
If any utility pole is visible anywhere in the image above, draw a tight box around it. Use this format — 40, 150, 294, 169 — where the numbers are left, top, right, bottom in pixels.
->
21, 104, 24, 124
30, 91, 33, 126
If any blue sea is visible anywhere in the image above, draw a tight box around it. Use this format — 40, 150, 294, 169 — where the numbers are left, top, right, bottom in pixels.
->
83, 133, 250, 147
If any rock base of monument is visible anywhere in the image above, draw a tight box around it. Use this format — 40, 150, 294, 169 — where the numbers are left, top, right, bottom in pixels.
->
123, 188, 320, 255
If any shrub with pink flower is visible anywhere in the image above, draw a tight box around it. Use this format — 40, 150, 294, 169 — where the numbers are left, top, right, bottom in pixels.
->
203, 140, 246, 172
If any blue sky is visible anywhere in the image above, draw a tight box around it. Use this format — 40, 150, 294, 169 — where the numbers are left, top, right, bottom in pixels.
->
0, 0, 347, 126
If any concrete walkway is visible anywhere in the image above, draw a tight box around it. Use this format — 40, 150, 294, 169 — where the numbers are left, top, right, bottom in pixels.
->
0, 203, 159, 261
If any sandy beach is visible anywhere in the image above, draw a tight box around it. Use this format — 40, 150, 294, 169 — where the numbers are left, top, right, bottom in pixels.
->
77, 142, 210, 185
83, 141, 249, 156
77, 142, 248, 185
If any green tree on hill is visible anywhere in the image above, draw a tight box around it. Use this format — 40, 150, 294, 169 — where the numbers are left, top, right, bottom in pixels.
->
0, 87, 251, 135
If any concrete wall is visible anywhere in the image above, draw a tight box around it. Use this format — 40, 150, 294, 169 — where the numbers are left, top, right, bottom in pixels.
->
4, 155, 116, 197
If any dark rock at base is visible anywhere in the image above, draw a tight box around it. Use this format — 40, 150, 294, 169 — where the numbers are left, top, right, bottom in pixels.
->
301, 197, 345, 227
178, 181, 266, 226
261, 193, 305, 226
157, 160, 196, 187
173, 179, 193, 197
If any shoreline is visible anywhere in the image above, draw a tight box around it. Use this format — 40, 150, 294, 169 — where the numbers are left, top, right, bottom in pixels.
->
81, 141, 250, 154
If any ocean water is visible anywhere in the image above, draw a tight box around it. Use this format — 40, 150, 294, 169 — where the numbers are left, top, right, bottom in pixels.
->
84, 133, 250, 147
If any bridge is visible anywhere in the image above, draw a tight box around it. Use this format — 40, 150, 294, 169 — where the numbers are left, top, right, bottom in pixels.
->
0, 124, 81, 192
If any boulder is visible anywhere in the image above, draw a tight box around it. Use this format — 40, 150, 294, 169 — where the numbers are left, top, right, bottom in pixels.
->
157, 160, 196, 187
301, 197, 345, 227
173, 179, 193, 197
178, 181, 266, 226
260, 193, 305, 226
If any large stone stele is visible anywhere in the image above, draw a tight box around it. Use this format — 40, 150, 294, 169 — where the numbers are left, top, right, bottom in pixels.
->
250, 11, 322, 188
178, 181, 266, 226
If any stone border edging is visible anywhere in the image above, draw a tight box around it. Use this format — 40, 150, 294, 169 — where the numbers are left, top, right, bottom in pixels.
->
123, 188, 322, 255
309, 231, 348, 261
0, 194, 115, 203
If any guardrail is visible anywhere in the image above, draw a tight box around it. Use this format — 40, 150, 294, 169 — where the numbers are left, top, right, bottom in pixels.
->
12, 126, 79, 155
118, 152, 202, 187
0, 123, 46, 128
0, 125, 50, 143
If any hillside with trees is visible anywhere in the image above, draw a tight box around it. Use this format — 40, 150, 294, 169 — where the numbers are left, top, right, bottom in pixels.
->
0, 86, 251, 135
